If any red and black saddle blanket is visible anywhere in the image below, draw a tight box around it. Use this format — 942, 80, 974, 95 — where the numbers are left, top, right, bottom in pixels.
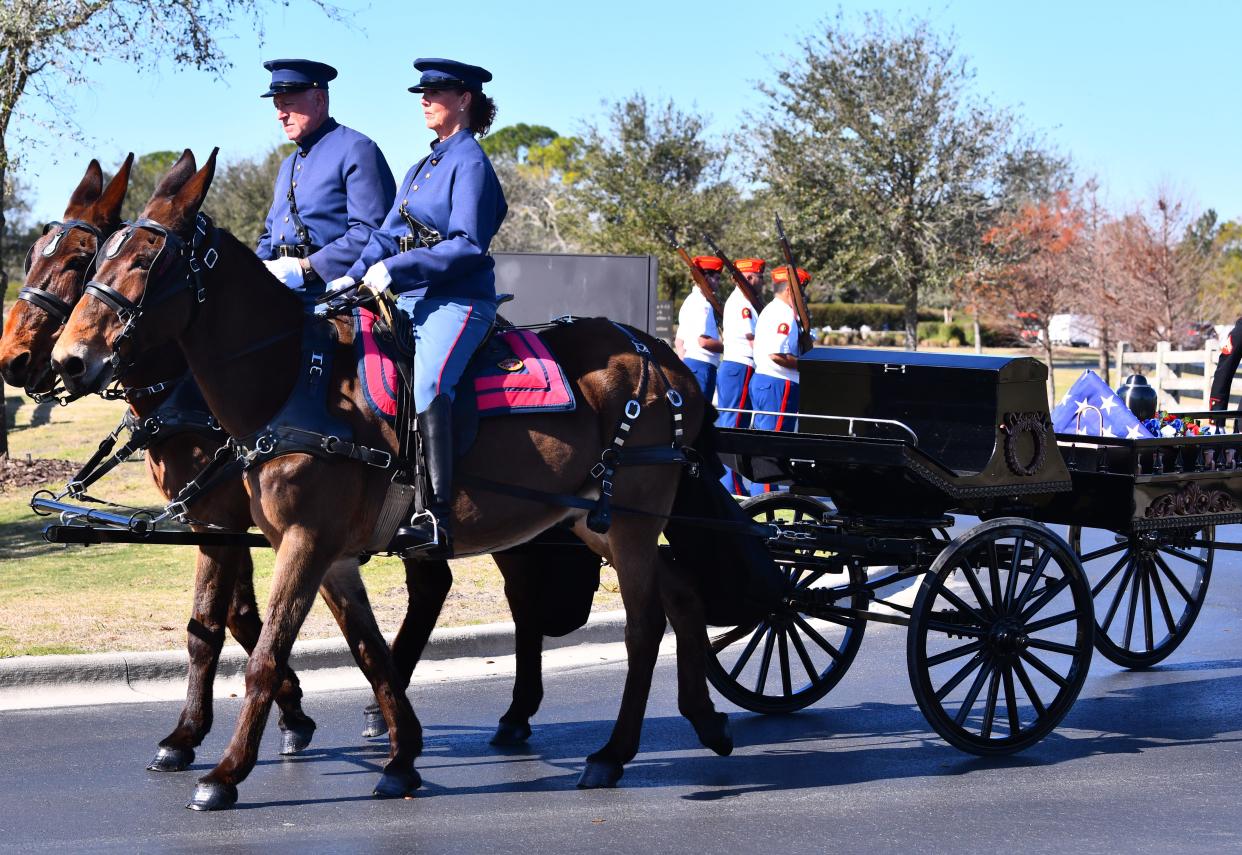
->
354, 307, 576, 427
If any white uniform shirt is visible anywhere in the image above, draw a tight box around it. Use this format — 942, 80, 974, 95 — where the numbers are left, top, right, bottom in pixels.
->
721, 287, 758, 366
753, 299, 800, 383
676, 289, 721, 366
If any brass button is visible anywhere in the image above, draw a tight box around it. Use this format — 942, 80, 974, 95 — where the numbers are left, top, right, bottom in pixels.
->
424, 173, 431, 178
412, 185, 419, 191
284, 216, 289, 222
402, 199, 407, 205
292, 181, 297, 187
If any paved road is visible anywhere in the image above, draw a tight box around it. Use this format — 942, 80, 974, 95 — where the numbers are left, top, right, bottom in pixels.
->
3, 532, 1242, 854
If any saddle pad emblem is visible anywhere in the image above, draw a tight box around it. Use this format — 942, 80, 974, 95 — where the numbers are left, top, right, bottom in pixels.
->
497, 356, 524, 372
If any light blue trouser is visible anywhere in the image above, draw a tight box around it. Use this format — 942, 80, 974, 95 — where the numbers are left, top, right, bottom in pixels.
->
396, 295, 498, 413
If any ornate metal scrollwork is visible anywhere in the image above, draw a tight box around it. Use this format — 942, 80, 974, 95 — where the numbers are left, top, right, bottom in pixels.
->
1001, 411, 1050, 477
1145, 482, 1237, 519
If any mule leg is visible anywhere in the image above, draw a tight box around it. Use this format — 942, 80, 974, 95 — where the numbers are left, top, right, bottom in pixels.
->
148, 545, 239, 773
658, 552, 732, 756
226, 553, 317, 755
315, 561, 426, 796
491, 556, 543, 746
578, 518, 668, 789
359, 557, 452, 738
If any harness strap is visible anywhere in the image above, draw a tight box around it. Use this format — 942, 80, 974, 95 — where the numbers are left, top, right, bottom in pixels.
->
458, 471, 773, 539
16, 287, 74, 325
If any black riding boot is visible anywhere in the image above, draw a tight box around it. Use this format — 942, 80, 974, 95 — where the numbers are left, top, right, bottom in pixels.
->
418, 393, 455, 558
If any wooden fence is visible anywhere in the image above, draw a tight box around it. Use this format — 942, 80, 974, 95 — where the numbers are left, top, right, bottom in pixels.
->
1113, 340, 1224, 410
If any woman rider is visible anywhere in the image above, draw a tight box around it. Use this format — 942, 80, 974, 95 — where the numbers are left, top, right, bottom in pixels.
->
331, 58, 507, 556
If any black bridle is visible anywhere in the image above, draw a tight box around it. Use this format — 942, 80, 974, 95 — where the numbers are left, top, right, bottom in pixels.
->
17, 219, 105, 327
82, 212, 218, 375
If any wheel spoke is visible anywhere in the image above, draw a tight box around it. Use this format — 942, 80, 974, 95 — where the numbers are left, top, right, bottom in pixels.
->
1003, 666, 1021, 735
958, 553, 997, 618
1078, 538, 1129, 564
1100, 559, 1136, 633
794, 568, 830, 591
925, 640, 984, 667
987, 541, 1004, 615
787, 620, 821, 685
710, 622, 758, 653
778, 626, 793, 697
793, 614, 842, 660
1122, 559, 1142, 649
728, 621, 768, 680
1141, 560, 1155, 652
1160, 544, 1210, 568
935, 652, 985, 702
1013, 549, 1053, 615
980, 666, 1002, 738
1013, 657, 1048, 717
931, 576, 990, 626
1090, 552, 1132, 598
1019, 649, 1069, 689
1025, 637, 1080, 657
955, 661, 994, 726
1003, 536, 1025, 612
1023, 609, 1081, 634
1152, 553, 1194, 603
1147, 558, 1179, 637
920, 620, 986, 638
754, 626, 778, 693
1021, 575, 1072, 623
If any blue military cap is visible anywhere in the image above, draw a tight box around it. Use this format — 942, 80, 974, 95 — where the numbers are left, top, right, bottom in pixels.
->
408, 58, 493, 93
261, 59, 338, 98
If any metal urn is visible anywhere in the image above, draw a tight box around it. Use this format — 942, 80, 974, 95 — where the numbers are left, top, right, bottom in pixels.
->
1116, 374, 1158, 421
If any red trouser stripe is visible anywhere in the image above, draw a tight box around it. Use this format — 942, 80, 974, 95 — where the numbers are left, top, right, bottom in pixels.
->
734, 365, 754, 427
774, 379, 792, 432
435, 304, 475, 396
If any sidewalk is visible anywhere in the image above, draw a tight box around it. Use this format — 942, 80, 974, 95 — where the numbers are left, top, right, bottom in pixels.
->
0, 609, 630, 711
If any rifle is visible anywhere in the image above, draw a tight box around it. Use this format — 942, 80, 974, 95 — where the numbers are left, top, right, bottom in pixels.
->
773, 214, 814, 353
700, 232, 765, 311
666, 229, 723, 320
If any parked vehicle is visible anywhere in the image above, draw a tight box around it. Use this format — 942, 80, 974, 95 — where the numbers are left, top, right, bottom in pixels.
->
1048, 314, 1099, 348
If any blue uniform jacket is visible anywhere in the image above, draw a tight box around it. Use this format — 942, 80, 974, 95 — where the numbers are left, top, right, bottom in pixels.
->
346, 129, 508, 301
256, 118, 396, 281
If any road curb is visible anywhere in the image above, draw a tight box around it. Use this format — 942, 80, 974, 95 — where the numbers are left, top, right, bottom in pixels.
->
0, 609, 629, 693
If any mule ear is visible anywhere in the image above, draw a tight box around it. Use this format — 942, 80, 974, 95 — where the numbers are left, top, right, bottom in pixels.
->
64, 159, 104, 214
149, 149, 198, 201
170, 147, 218, 218
92, 152, 134, 228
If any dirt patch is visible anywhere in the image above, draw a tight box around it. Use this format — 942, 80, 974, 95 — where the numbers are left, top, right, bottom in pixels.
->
0, 454, 79, 492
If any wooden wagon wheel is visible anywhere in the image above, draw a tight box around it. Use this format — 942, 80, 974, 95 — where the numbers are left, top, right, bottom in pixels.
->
907, 518, 1093, 756
1068, 524, 1214, 668
704, 494, 867, 714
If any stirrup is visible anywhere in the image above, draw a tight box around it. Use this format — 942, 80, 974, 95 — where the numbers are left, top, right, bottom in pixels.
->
390, 510, 452, 557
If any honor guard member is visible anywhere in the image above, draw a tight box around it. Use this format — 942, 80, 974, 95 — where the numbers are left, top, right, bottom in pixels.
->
331, 58, 507, 557
675, 257, 723, 402
748, 266, 810, 434
717, 257, 766, 429
256, 58, 396, 304
1209, 317, 1242, 426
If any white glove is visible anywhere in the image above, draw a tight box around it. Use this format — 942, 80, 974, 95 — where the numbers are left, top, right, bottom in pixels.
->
326, 274, 356, 292
262, 257, 304, 289
360, 260, 393, 295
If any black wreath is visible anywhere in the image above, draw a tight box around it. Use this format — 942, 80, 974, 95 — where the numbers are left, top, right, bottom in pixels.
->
1001, 411, 1049, 476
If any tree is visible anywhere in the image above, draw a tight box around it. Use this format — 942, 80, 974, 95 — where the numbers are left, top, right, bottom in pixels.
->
567, 94, 738, 300
750, 13, 1012, 347
486, 126, 582, 253
979, 191, 1086, 401
209, 144, 293, 247
0, 0, 339, 456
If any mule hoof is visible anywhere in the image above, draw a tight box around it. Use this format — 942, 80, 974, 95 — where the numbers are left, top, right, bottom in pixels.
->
372, 768, 422, 799
362, 704, 386, 739
576, 758, 623, 789
489, 719, 532, 746
186, 781, 238, 811
280, 721, 316, 756
694, 711, 734, 757
147, 745, 194, 773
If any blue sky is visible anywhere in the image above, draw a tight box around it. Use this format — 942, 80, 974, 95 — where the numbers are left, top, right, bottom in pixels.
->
15, 0, 1240, 223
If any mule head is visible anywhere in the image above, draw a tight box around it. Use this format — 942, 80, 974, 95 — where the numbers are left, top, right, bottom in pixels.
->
0, 154, 133, 394
52, 148, 217, 396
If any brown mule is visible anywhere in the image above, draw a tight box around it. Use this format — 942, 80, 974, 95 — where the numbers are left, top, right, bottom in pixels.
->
0, 157, 319, 768
1, 160, 578, 763
51, 149, 729, 809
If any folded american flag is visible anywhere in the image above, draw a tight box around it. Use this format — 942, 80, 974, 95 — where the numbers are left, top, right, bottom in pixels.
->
1051, 370, 1157, 438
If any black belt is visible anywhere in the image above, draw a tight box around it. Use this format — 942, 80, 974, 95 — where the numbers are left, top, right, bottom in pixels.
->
276, 244, 320, 259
